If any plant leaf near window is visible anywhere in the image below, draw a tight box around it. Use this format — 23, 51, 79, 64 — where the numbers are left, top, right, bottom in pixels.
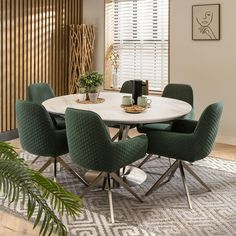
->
0, 142, 82, 236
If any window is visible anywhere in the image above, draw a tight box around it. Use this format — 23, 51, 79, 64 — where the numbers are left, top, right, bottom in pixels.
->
105, 0, 169, 91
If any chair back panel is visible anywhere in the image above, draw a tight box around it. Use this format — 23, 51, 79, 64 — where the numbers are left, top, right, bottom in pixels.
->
162, 84, 194, 119
194, 102, 223, 159
65, 108, 112, 171
16, 100, 57, 156
28, 83, 54, 104
162, 84, 193, 105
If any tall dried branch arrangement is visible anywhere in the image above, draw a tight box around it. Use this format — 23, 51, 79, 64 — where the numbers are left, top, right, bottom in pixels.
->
69, 24, 95, 94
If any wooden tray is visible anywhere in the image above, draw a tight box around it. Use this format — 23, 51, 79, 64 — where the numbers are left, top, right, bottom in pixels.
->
123, 105, 145, 113
76, 98, 105, 104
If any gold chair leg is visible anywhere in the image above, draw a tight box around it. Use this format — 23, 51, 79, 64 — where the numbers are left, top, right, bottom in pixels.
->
179, 161, 192, 209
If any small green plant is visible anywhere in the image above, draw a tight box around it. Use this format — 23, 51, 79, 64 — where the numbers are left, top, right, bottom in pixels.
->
88, 86, 98, 93
78, 71, 103, 93
77, 87, 86, 94
0, 142, 82, 236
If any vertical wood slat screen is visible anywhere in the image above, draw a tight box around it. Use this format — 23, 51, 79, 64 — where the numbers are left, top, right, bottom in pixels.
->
0, 0, 81, 133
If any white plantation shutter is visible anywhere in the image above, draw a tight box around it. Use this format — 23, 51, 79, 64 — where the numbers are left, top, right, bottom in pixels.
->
105, 0, 169, 91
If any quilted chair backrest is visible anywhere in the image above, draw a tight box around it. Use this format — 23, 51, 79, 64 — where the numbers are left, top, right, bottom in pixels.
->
28, 83, 55, 104
16, 100, 57, 156
120, 80, 148, 95
162, 84, 194, 119
65, 108, 113, 171
194, 102, 223, 160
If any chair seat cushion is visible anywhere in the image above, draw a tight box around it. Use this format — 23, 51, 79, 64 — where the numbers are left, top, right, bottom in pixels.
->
137, 123, 172, 133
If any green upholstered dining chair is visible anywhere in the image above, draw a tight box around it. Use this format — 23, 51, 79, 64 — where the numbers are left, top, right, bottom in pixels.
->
28, 83, 65, 130
110, 80, 149, 141
145, 102, 223, 209
16, 100, 88, 186
137, 83, 194, 168
65, 108, 148, 223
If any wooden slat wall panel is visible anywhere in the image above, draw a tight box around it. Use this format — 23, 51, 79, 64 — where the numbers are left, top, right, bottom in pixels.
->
0, 0, 82, 132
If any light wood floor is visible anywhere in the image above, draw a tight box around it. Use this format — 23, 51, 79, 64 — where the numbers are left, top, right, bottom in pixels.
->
1, 130, 236, 235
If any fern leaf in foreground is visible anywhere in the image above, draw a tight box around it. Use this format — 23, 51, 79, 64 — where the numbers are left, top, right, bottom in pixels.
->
0, 142, 82, 236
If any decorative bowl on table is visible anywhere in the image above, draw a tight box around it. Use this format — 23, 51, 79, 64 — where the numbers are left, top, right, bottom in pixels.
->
123, 105, 145, 113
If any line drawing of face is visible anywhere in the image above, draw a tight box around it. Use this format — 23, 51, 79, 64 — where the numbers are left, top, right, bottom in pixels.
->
196, 10, 213, 27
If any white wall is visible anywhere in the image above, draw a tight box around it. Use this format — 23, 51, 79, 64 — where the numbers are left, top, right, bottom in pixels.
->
83, 0, 104, 74
83, 0, 236, 145
170, 0, 236, 145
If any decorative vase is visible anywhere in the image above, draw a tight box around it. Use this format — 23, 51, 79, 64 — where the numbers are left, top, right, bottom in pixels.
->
112, 71, 118, 89
88, 93, 99, 102
78, 93, 86, 101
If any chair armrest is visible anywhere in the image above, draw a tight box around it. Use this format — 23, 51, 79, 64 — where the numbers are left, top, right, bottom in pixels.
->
171, 119, 198, 133
109, 135, 148, 172
147, 131, 195, 162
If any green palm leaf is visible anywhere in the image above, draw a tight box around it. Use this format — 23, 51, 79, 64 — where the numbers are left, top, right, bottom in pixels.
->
0, 142, 82, 236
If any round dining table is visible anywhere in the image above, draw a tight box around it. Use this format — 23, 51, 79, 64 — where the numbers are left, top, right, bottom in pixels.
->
42, 91, 192, 186
42, 91, 191, 125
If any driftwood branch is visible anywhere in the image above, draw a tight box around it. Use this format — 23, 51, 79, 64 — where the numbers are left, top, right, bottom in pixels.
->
69, 24, 95, 94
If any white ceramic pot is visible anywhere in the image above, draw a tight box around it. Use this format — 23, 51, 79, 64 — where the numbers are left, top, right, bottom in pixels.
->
88, 93, 99, 102
78, 93, 86, 101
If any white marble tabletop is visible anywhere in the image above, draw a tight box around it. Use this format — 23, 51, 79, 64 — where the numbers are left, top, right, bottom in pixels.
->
42, 91, 192, 125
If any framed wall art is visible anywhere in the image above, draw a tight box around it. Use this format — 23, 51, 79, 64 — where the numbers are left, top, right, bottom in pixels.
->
192, 4, 220, 40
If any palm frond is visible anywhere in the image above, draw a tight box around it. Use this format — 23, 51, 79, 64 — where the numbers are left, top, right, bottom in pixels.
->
0, 142, 83, 236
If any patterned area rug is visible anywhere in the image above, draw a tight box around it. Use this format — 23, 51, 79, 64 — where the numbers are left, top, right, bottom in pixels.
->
1, 152, 236, 236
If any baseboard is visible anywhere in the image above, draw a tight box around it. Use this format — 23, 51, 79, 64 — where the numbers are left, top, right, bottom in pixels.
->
0, 129, 19, 142
216, 135, 236, 146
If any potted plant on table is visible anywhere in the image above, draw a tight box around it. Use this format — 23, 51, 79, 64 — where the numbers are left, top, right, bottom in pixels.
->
76, 86, 86, 101
0, 142, 82, 236
77, 71, 103, 102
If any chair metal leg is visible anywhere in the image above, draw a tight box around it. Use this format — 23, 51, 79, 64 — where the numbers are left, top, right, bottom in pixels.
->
145, 160, 180, 196
138, 154, 153, 168
31, 155, 40, 164
167, 163, 178, 182
53, 157, 57, 182
182, 161, 211, 192
57, 157, 89, 186
110, 173, 143, 202
102, 177, 107, 191
38, 157, 54, 172
179, 162, 192, 209
111, 130, 120, 141
81, 172, 105, 197
107, 174, 115, 223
